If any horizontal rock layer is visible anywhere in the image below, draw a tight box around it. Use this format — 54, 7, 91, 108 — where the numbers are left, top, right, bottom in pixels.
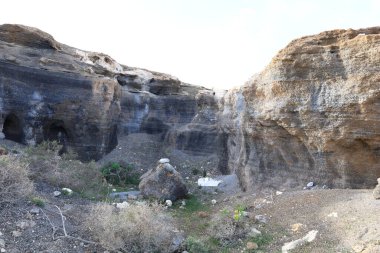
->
220, 27, 380, 189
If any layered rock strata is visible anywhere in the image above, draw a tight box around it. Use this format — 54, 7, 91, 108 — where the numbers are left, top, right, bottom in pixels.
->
220, 28, 380, 189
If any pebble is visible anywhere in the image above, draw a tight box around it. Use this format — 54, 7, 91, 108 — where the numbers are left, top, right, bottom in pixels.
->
30, 207, 40, 215
248, 228, 262, 237
11, 231, 21, 237
53, 191, 61, 197
255, 214, 268, 224
246, 242, 258, 250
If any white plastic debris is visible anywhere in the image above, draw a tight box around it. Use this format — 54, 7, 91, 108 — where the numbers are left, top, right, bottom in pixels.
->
276, 191, 283, 195
306, 182, 314, 188
197, 177, 222, 187
282, 230, 318, 253
211, 199, 217, 205
165, 200, 173, 207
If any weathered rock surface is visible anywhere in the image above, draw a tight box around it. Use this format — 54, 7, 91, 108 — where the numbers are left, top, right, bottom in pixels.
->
0, 24, 219, 160
373, 178, 380, 199
139, 159, 188, 201
219, 27, 380, 189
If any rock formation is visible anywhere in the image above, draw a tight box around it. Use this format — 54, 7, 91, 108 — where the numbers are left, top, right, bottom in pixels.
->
1, 24, 378, 189
219, 27, 380, 189
139, 158, 188, 201
0, 24, 218, 160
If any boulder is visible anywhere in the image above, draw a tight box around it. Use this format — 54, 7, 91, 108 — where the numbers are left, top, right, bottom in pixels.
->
139, 159, 188, 201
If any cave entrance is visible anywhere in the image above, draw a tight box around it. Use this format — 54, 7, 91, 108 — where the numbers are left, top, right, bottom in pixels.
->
3, 114, 24, 143
44, 121, 69, 154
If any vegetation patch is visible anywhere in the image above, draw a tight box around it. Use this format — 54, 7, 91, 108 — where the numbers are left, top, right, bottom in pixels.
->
100, 161, 140, 187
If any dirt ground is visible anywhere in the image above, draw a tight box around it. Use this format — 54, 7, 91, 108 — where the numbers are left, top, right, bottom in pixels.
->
0, 138, 379, 253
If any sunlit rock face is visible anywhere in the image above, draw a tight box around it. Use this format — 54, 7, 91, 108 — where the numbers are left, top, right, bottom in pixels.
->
219, 27, 380, 189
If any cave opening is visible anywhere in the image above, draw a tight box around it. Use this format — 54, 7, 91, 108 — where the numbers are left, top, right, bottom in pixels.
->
3, 114, 24, 143
44, 121, 69, 154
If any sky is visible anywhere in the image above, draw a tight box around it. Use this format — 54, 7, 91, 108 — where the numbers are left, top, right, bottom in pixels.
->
1, 0, 379, 89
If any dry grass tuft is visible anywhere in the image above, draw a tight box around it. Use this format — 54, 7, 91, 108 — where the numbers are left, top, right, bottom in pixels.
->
86, 202, 178, 252
25, 141, 106, 198
0, 155, 34, 205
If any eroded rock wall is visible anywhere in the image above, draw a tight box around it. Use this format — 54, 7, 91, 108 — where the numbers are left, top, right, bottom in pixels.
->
220, 28, 380, 189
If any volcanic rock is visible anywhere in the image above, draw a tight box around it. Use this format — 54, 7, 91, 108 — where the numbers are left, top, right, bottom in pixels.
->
139, 160, 188, 201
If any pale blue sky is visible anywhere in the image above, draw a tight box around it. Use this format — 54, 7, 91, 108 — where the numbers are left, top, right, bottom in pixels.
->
1, 0, 379, 89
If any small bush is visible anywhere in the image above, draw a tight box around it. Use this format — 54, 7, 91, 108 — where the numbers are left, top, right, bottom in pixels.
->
185, 236, 210, 253
86, 202, 178, 252
31, 196, 45, 207
101, 161, 140, 186
0, 155, 34, 205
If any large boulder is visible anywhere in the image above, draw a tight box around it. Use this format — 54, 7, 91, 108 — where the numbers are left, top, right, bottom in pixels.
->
139, 159, 188, 201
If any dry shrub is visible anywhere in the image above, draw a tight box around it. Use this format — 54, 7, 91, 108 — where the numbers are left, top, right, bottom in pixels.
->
0, 155, 34, 205
86, 202, 178, 252
26, 141, 106, 197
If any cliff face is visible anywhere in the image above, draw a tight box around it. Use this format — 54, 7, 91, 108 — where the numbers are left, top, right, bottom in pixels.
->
220, 28, 380, 189
1, 24, 378, 189
0, 24, 218, 160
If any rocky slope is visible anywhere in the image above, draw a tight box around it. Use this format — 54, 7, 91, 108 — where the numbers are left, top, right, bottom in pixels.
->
220, 27, 380, 190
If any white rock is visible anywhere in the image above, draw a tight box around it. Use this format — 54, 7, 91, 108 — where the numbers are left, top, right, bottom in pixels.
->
211, 199, 217, 205
11, 231, 21, 237
276, 191, 283, 195
327, 212, 338, 218
282, 230, 318, 253
306, 182, 314, 188
115, 201, 130, 209
53, 191, 61, 197
30, 207, 40, 215
197, 177, 222, 187
61, 188, 73, 195
165, 200, 173, 207
159, 158, 170, 164
255, 214, 268, 223
248, 228, 262, 237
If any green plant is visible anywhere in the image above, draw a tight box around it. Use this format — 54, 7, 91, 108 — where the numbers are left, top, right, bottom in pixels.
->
191, 167, 200, 175
101, 162, 140, 187
185, 236, 210, 253
31, 196, 45, 207
233, 204, 246, 222
249, 233, 273, 248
